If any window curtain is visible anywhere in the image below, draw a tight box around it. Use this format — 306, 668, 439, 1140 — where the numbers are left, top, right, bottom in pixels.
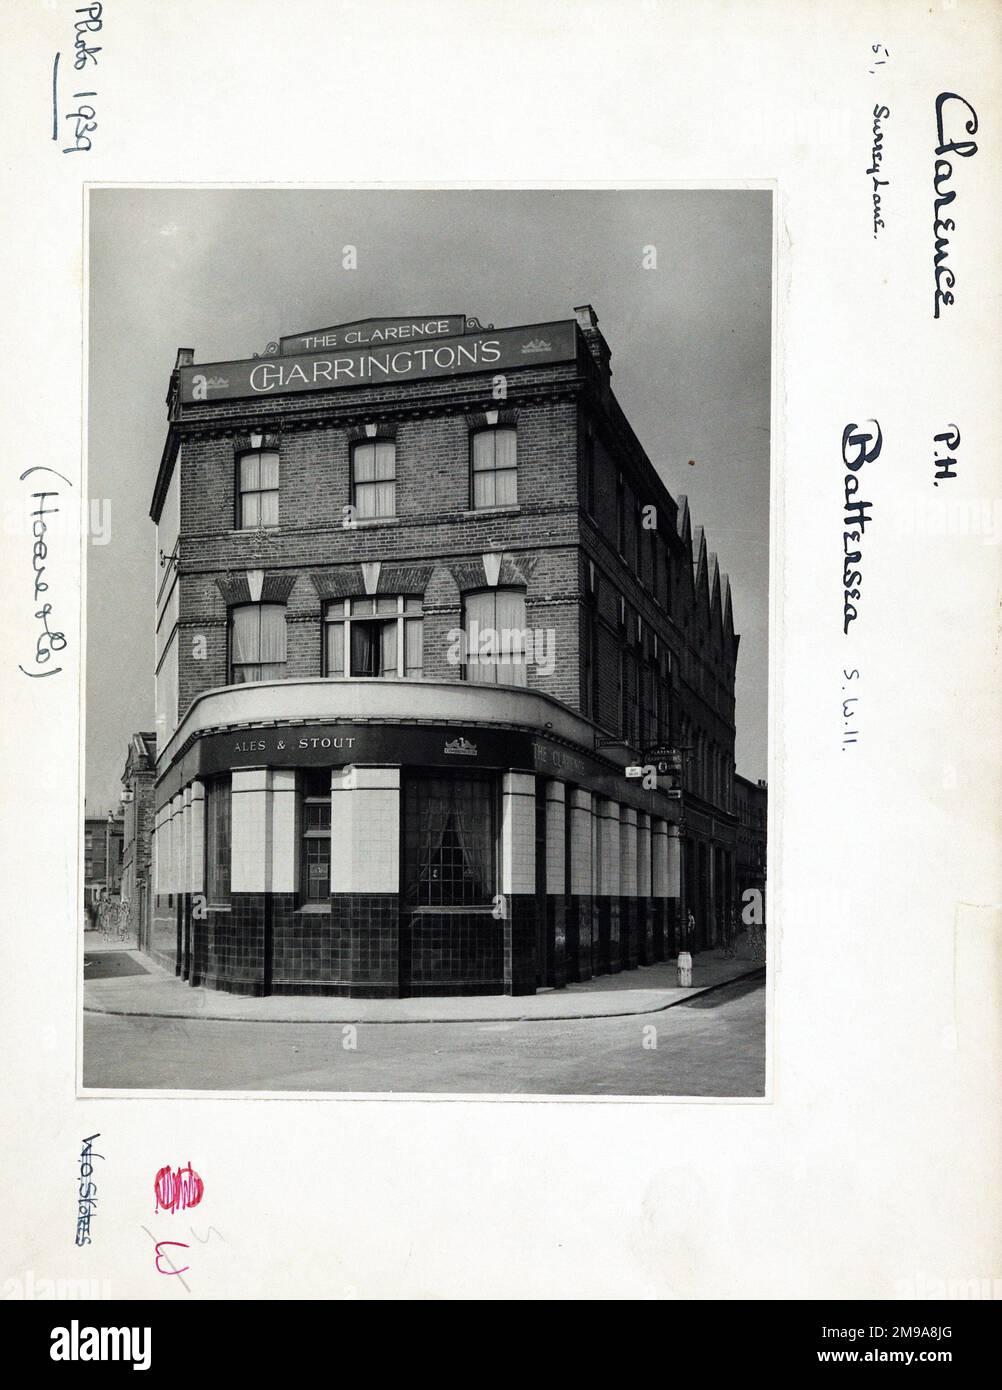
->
230, 604, 286, 681
230, 605, 257, 667
409, 776, 495, 906
494, 588, 527, 686
472, 432, 495, 508
464, 589, 527, 686
258, 451, 279, 526
239, 451, 279, 527
326, 619, 345, 676
472, 429, 517, 508
404, 618, 423, 677
464, 590, 494, 682
258, 604, 286, 674
354, 441, 395, 518
493, 428, 517, 505
351, 622, 376, 676
239, 454, 260, 527
379, 619, 398, 677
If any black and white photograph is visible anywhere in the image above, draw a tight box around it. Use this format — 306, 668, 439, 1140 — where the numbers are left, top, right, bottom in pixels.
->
82, 187, 772, 1096
5, 0, 999, 1326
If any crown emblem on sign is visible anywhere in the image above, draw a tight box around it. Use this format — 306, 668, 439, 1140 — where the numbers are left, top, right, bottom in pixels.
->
520, 339, 552, 353
444, 737, 478, 756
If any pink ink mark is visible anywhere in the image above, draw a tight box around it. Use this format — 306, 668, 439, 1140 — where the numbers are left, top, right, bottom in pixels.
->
155, 1240, 190, 1276
154, 1162, 205, 1215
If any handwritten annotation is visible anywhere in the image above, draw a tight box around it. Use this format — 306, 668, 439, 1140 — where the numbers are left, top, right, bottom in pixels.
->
18, 467, 71, 679
52, 5, 104, 154
932, 93, 980, 318
75, 1134, 103, 1247
841, 421, 881, 636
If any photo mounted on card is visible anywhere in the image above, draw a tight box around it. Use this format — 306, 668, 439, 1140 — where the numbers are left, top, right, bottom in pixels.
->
81, 187, 773, 1099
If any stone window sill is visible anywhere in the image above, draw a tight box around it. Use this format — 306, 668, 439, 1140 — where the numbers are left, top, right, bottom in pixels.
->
347, 515, 400, 529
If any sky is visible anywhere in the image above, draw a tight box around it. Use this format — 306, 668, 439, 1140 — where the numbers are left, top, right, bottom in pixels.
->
86, 187, 771, 814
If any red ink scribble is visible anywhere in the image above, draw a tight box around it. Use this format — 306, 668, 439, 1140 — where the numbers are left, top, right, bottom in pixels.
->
155, 1241, 190, 1276
154, 1162, 204, 1215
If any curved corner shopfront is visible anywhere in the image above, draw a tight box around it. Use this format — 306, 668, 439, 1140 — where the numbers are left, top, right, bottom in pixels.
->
150, 679, 683, 997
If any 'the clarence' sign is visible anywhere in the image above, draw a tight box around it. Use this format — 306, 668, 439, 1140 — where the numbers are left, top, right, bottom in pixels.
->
280, 315, 466, 354
179, 320, 577, 404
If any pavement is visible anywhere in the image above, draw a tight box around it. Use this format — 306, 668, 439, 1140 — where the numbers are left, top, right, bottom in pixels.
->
83, 930, 765, 1025
83, 976, 767, 1095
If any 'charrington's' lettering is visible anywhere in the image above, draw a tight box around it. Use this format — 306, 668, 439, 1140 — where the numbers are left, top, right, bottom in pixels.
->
932, 92, 980, 319
248, 339, 502, 393
842, 420, 882, 635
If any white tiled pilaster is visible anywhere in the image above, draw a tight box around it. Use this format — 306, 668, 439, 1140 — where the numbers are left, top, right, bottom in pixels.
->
230, 768, 270, 893
189, 780, 205, 895
637, 812, 652, 900
568, 788, 593, 895
269, 768, 298, 894
544, 781, 566, 895
170, 793, 184, 896
621, 806, 638, 897
181, 784, 193, 895
330, 765, 400, 893
596, 799, 621, 896
502, 772, 536, 896
651, 818, 670, 898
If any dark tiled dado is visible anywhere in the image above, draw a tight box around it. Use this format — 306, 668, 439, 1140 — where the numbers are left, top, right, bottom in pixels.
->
153, 888, 677, 997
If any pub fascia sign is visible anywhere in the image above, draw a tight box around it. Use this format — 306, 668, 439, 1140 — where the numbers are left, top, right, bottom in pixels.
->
180, 318, 578, 404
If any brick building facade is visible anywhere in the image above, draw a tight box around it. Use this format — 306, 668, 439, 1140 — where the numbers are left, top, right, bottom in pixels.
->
734, 772, 768, 920
83, 811, 123, 912
148, 307, 750, 996
120, 732, 157, 950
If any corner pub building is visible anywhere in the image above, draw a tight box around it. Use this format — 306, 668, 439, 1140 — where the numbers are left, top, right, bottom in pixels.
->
148, 307, 748, 997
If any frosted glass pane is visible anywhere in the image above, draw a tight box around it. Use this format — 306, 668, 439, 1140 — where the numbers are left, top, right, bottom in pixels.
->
240, 454, 259, 490
241, 492, 260, 528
